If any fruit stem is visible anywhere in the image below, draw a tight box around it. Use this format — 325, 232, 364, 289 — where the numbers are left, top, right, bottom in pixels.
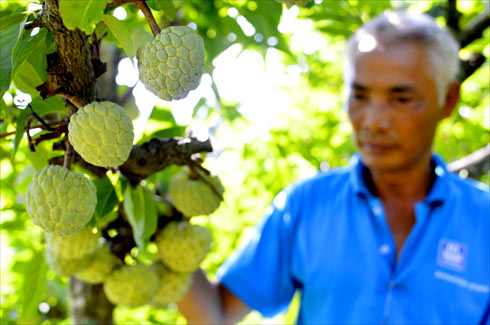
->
60, 93, 87, 110
63, 137, 74, 169
134, 0, 161, 36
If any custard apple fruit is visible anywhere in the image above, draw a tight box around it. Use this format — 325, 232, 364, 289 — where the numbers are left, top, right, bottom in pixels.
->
155, 221, 212, 273
138, 26, 205, 101
103, 264, 159, 307
74, 245, 120, 284
150, 261, 192, 308
26, 165, 96, 235
68, 101, 134, 167
46, 226, 99, 259
168, 167, 224, 217
45, 246, 93, 276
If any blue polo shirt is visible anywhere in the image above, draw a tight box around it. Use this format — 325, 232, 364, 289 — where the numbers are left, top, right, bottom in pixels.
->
217, 154, 490, 324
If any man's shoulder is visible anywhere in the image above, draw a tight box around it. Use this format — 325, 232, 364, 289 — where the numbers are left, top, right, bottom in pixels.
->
444, 171, 490, 204
288, 166, 352, 197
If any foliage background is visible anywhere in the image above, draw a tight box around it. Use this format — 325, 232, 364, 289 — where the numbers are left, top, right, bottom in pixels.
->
0, 0, 488, 324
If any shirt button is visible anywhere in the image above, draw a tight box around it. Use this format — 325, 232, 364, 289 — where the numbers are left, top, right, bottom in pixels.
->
379, 244, 391, 255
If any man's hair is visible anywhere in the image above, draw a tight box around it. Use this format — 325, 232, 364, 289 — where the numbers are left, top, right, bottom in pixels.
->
344, 10, 460, 105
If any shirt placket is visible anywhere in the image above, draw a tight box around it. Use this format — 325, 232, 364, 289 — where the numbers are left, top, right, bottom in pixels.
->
367, 197, 432, 324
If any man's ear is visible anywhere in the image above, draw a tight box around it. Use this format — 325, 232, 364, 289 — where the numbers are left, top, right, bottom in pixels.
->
440, 81, 461, 120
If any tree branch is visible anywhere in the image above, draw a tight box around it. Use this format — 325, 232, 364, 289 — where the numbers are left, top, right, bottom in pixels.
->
459, 52, 486, 82
460, 11, 490, 48
447, 143, 490, 179
119, 137, 213, 186
446, 0, 461, 34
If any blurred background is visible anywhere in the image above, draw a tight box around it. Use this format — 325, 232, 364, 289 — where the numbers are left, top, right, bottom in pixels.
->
0, 0, 488, 323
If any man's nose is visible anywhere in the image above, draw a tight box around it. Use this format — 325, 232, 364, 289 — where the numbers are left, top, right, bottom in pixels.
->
361, 99, 390, 131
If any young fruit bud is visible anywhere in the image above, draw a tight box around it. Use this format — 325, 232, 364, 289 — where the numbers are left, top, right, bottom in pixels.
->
26, 165, 96, 235
138, 26, 205, 101
68, 101, 134, 168
155, 221, 212, 273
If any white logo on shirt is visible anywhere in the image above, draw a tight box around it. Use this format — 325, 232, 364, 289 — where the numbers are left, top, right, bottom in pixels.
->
437, 238, 467, 272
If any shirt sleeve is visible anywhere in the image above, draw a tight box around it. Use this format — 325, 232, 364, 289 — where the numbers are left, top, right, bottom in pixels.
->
216, 187, 300, 318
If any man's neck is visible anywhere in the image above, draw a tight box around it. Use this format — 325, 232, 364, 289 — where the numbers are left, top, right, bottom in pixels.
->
366, 155, 434, 203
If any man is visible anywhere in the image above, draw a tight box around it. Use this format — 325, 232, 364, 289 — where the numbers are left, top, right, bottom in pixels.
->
177, 10, 490, 324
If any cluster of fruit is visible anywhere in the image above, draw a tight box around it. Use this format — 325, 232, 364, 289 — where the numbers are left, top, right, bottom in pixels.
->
24, 25, 224, 308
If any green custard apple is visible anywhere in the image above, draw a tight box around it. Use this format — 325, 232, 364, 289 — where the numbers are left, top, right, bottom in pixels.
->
155, 221, 212, 273
46, 226, 99, 259
26, 165, 97, 235
168, 167, 224, 217
74, 245, 120, 284
138, 26, 205, 101
45, 246, 93, 277
103, 264, 160, 308
150, 261, 192, 308
68, 101, 134, 167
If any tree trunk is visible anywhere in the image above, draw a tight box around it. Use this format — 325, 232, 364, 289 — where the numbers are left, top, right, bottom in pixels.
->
69, 278, 115, 325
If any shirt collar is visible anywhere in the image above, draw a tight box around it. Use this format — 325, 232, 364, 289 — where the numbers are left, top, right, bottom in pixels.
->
349, 153, 448, 204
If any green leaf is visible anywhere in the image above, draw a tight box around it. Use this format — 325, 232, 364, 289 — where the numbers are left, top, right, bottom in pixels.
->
12, 108, 30, 159
59, 0, 110, 34
123, 185, 157, 249
147, 0, 176, 20
93, 176, 119, 220
12, 29, 48, 80
30, 96, 66, 116
0, 22, 24, 91
0, 12, 28, 30
20, 250, 47, 318
101, 14, 134, 57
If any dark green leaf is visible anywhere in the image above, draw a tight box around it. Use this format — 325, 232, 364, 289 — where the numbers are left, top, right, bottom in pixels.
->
0, 23, 24, 91
93, 176, 119, 220
123, 185, 157, 249
12, 108, 30, 159
20, 250, 47, 318
101, 14, 135, 57
0, 12, 28, 30
59, 0, 110, 34
147, 0, 176, 20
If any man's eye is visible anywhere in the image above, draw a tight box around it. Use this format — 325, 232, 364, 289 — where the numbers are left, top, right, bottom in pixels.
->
352, 92, 366, 100
395, 97, 412, 103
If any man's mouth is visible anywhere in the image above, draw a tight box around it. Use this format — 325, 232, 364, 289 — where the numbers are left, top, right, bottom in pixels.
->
361, 142, 397, 153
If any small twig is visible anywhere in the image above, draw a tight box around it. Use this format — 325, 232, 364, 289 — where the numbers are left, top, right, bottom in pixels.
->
63, 137, 74, 169
28, 104, 55, 131
26, 116, 36, 152
0, 121, 65, 139
134, 0, 161, 36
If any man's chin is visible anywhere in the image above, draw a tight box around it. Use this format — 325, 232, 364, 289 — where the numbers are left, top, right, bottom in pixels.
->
358, 151, 403, 172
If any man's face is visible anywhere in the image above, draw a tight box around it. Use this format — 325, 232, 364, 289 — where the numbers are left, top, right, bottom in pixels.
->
346, 41, 447, 172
